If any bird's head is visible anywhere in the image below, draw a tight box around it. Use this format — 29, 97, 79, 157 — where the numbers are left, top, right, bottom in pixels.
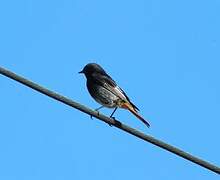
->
79, 63, 106, 77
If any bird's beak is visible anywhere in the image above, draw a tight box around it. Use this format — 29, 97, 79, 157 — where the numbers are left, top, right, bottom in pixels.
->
78, 70, 83, 74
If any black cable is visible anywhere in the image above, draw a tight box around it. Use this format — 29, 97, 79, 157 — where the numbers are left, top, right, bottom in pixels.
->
0, 66, 219, 175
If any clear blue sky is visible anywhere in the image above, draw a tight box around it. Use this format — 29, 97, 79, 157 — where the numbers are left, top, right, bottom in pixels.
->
0, 0, 219, 179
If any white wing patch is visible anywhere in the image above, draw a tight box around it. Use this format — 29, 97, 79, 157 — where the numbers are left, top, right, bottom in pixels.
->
113, 86, 127, 101
103, 82, 128, 102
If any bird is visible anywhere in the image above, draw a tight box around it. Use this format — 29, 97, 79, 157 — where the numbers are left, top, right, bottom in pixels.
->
79, 63, 150, 127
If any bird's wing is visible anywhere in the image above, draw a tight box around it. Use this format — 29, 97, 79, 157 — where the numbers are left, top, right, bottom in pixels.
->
92, 73, 139, 111
114, 85, 140, 111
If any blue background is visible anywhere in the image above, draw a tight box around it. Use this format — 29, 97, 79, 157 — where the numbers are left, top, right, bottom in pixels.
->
0, 0, 219, 179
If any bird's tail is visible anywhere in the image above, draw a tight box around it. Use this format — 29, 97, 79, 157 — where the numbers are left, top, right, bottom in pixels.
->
121, 102, 150, 128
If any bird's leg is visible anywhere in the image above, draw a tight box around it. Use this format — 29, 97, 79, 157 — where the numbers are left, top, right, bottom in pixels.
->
90, 106, 104, 119
95, 106, 104, 111
106, 107, 122, 127
110, 107, 118, 119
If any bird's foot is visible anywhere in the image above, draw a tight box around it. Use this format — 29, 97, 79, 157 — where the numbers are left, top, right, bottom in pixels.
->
110, 116, 122, 126
106, 122, 112, 127
90, 109, 100, 119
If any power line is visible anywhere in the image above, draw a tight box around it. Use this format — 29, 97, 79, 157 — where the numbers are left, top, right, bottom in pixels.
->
0, 66, 219, 175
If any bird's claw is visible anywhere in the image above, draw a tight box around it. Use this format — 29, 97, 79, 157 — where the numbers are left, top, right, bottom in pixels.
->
95, 109, 100, 115
105, 116, 115, 127
107, 122, 112, 127
90, 109, 100, 119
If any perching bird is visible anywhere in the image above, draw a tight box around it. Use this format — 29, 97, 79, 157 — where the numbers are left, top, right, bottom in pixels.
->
79, 63, 150, 127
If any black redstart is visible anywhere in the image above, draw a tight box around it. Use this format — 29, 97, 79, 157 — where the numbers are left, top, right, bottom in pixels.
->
79, 63, 150, 127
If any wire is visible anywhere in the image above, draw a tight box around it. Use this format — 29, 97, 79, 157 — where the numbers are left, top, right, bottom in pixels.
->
0, 66, 219, 175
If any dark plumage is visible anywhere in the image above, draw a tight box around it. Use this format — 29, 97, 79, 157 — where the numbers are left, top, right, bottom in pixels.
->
79, 63, 150, 127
